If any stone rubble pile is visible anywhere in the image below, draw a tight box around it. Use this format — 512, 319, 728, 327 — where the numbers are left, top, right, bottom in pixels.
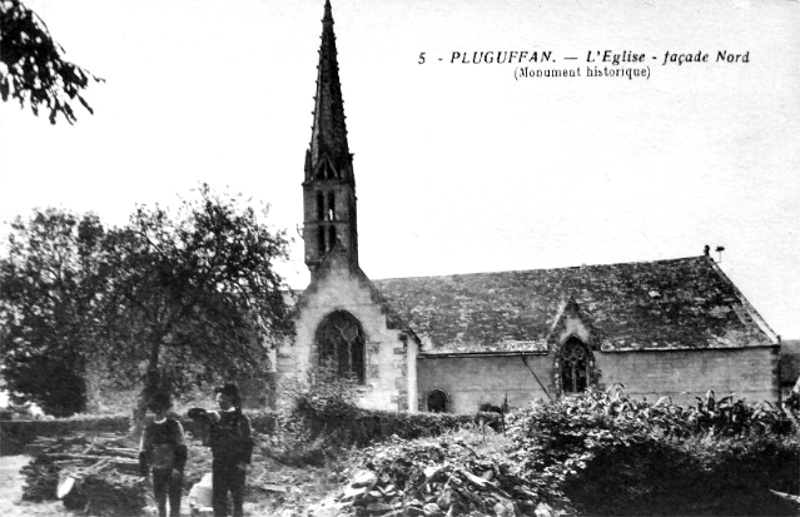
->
339, 465, 553, 517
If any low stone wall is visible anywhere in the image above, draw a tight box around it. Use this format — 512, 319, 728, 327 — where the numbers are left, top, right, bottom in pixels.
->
1, 415, 130, 455
1, 410, 280, 456
1, 409, 281, 456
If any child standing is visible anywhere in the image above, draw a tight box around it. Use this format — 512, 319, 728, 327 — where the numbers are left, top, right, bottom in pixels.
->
186, 383, 253, 517
139, 392, 188, 517
208, 383, 252, 517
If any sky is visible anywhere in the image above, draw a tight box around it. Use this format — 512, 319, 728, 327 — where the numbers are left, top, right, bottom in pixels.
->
1, 0, 798, 339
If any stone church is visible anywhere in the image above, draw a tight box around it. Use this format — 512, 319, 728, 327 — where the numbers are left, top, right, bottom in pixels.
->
275, 2, 781, 413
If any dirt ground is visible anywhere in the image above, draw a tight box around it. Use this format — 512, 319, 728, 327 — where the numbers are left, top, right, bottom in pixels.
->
0, 455, 341, 517
0, 455, 70, 516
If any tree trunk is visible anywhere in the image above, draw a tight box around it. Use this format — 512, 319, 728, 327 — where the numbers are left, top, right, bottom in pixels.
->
130, 389, 149, 444
129, 343, 161, 443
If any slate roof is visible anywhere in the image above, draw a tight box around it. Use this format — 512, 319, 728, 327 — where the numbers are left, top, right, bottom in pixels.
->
372, 256, 777, 355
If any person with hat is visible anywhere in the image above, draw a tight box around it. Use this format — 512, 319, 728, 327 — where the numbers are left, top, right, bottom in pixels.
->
139, 392, 187, 517
188, 383, 253, 517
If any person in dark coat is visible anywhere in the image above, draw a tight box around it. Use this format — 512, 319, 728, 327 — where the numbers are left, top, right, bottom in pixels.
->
188, 383, 253, 517
139, 392, 187, 517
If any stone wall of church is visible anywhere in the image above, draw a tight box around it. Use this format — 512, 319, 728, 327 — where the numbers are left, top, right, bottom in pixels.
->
595, 346, 780, 405
417, 354, 552, 413
416, 345, 779, 414
276, 266, 416, 411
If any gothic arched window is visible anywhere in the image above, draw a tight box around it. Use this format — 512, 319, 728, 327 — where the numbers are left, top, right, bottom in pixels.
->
315, 311, 365, 383
560, 337, 591, 394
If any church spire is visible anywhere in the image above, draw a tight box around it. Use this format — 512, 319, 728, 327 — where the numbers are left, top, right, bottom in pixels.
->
306, 0, 352, 182
303, 1, 358, 274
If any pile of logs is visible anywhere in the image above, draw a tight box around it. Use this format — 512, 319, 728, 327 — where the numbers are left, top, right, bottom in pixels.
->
21, 432, 147, 516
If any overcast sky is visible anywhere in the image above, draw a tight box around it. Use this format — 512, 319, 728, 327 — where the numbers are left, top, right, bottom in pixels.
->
1, 0, 798, 339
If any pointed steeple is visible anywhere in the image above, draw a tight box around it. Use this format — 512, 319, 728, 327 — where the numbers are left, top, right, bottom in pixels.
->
302, 1, 358, 275
306, 0, 352, 182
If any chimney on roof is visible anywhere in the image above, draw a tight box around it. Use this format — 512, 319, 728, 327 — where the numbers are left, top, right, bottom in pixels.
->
703, 244, 710, 257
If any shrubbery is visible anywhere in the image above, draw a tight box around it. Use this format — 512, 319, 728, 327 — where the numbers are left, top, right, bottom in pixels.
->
325, 387, 800, 516
505, 387, 800, 516
269, 368, 502, 465
14, 379, 798, 516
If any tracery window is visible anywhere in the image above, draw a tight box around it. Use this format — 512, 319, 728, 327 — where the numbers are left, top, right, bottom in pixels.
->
560, 337, 591, 394
315, 311, 365, 383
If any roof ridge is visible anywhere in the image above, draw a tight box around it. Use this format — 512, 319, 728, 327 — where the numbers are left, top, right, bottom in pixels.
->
372, 255, 708, 282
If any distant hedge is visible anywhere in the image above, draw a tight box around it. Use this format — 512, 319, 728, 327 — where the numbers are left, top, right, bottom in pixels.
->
2, 409, 282, 456
287, 385, 504, 447
180, 409, 278, 439
1, 404, 497, 461
351, 408, 503, 446
247, 410, 279, 435
1, 415, 130, 455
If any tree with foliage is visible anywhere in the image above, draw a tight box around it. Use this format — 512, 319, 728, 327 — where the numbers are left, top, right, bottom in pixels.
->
0, 0, 102, 123
97, 185, 295, 434
1, 186, 295, 428
0, 208, 106, 416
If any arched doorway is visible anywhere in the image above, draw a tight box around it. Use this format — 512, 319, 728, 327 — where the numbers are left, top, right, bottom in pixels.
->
426, 389, 449, 413
560, 337, 592, 394
314, 310, 365, 383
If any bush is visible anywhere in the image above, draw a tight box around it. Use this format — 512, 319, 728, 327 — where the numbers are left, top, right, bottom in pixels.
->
505, 387, 800, 516
248, 409, 279, 435
270, 368, 504, 466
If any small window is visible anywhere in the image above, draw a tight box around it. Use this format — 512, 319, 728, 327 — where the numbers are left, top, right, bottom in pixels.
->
316, 192, 324, 221
328, 226, 336, 250
426, 389, 449, 413
317, 227, 325, 255
327, 192, 336, 220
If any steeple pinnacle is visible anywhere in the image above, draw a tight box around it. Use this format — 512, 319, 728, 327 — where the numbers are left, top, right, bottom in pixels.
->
306, 0, 352, 183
